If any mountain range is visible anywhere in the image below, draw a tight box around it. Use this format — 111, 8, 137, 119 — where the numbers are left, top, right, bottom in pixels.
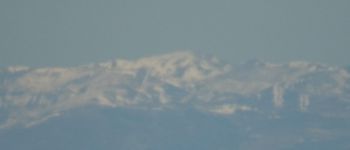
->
1, 51, 350, 149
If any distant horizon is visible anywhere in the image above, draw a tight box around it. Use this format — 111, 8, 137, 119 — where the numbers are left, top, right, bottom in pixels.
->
1, 50, 350, 69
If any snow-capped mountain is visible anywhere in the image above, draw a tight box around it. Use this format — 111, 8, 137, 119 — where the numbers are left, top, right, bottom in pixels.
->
1, 51, 349, 128
1, 51, 350, 150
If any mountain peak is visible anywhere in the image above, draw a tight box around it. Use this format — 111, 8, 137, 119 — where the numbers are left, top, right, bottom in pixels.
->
97, 51, 229, 82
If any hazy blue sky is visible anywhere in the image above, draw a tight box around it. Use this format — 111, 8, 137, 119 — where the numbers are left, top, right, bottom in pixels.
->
1, 0, 349, 67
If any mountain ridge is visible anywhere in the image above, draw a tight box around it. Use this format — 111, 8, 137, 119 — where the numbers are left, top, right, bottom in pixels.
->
0, 51, 349, 128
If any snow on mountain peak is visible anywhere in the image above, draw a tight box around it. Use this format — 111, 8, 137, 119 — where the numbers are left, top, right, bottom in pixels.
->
117, 51, 229, 81
0, 51, 349, 128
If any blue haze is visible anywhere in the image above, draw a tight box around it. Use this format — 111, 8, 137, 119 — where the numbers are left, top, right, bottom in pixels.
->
1, 0, 350, 67
1, 1, 350, 149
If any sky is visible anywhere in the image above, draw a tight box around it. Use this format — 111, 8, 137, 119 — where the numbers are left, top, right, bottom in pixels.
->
1, 0, 349, 67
